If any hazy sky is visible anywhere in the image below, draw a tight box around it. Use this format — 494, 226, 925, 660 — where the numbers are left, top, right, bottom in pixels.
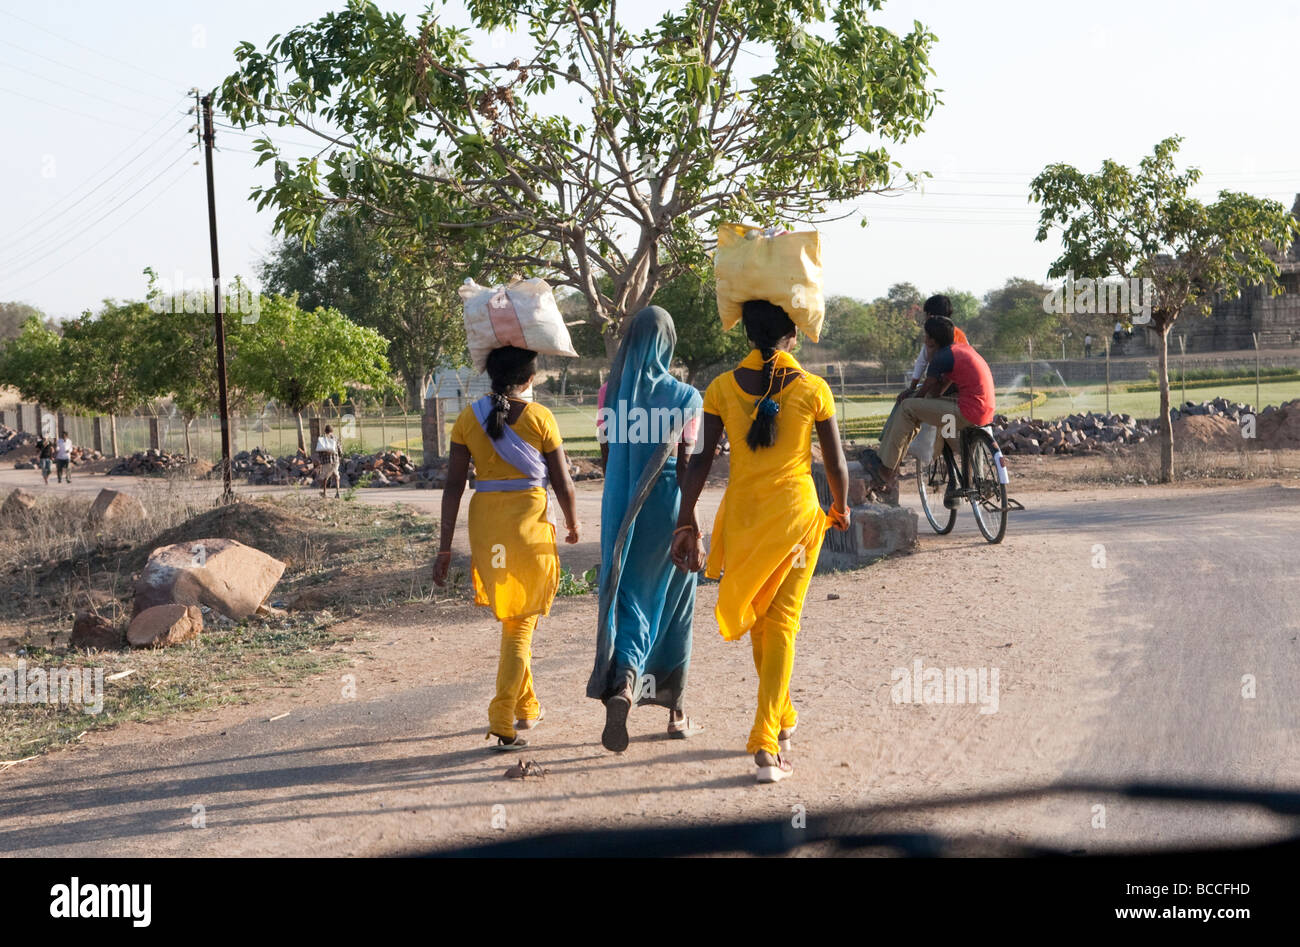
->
3, 0, 1299, 320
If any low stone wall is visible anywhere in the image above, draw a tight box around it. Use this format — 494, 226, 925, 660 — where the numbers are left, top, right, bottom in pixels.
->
810, 461, 917, 572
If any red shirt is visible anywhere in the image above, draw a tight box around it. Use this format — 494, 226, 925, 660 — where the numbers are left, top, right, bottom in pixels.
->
927, 343, 996, 426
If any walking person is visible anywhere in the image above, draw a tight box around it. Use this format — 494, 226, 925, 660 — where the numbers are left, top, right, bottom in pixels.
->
672, 299, 851, 783
589, 306, 704, 752
54, 430, 73, 483
314, 425, 341, 498
1084, 333, 1093, 358
432, 346, 581, 750
36, 434, 54, 485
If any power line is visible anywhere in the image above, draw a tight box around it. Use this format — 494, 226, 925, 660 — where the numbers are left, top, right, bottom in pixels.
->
0, 163, 197, 299
0, 36, 178, 103
0, 100, 188, 250
0, 54, 171, 116
0, 84, 154, 133
0, 8, 186, 88
0, 148, 196, 272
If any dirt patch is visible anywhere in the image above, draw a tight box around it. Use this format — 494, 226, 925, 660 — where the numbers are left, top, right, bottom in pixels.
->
1259, 401, 1300, 450
126, 499, 330, 572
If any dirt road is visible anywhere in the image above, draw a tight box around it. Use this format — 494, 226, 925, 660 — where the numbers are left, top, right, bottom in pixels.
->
2, 470, 1298, 855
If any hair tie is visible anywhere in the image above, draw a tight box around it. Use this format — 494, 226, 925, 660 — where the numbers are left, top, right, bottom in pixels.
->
757, 397, 780, 418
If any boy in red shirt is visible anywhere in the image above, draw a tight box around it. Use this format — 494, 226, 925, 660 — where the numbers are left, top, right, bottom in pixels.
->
864, 316, 995, 498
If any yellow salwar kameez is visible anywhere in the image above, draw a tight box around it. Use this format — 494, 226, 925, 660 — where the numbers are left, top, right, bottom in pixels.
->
702, 349, 835, 755
450, 401, 562, 738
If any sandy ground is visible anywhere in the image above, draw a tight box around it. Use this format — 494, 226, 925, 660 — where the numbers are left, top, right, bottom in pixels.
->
2, 465, 1299, 856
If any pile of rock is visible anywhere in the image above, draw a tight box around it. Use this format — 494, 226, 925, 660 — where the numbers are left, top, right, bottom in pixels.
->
339, 449, 416, 487
230, 448, 315, 486
993, 412, 1157, 456
107, 449, 196, 476
1169, 396, 1252, 423
0, 425, 35, 456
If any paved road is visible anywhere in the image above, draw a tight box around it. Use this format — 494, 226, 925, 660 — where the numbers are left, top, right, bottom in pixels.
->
2, 472, 1298, 855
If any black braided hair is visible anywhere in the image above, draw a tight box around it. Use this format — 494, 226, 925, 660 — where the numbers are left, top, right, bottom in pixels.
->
741, 299, 797, 450
484, 346, 538, 439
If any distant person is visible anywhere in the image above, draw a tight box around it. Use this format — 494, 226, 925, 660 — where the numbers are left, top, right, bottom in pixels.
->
1084, 334, 1093, 358
36, 435, 54, 485
54, 431, 73, 483
1113, 321, 1124, 343
314, 425, 340, 498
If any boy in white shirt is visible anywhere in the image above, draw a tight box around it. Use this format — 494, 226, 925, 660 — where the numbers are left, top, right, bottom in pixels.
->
54, 431, 73, 483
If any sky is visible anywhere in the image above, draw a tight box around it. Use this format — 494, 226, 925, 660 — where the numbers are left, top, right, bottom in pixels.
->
3, 0, 1300, 321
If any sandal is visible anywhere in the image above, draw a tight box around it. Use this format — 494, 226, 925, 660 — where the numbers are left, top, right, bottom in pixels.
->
755, 750, 794, 783
602, 693, 631, 752
487, 732, 529, 751
667, 714, 704, 739
515, 708, 546, 731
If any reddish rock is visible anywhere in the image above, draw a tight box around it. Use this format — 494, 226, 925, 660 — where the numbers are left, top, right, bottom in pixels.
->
87, 488, 147, 525
133, 538, 286, 620
70, 612, 123, 651
127, 604, 203, 648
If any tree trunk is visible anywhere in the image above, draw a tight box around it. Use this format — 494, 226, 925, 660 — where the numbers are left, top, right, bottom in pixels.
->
109, 414, 119, 458
295, 410, 307, 453
1156, 325, 1173, 483
184, 419, 193, 460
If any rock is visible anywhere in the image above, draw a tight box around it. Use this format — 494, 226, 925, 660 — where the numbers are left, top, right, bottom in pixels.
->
87, 488, 147, 525
1, 488, 39, 518
127, 604, 203, 648
70, 612, 123, 651
133, 538, 286, 620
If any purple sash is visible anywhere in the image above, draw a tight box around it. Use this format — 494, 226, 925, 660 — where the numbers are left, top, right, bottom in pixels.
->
471, 395, 549, 491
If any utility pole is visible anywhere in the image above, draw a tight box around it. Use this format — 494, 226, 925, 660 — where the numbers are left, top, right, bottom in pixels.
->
196, 89, 234, 502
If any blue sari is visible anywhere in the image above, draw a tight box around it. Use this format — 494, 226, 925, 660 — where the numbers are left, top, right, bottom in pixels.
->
587, 306, 701, 709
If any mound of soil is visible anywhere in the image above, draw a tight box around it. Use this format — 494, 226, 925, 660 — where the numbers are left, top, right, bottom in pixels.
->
1258, 400, 1300, 450
1173, 414, 1243, 451
128, 500, 330, 572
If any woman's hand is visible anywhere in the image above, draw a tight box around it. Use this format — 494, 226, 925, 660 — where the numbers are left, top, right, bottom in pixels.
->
432, 550, 452, 587
828, 502, 851, 532
671, 526, 704, 572
565, 522, 581, 544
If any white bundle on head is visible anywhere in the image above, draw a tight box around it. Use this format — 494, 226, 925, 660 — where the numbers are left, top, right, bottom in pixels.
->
459, 278, 579, 373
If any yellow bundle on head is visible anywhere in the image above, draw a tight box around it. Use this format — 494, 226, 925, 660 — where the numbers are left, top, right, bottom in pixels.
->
714, 224, 825, 343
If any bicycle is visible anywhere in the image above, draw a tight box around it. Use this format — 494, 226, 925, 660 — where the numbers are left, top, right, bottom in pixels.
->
914, 425, 1017, 543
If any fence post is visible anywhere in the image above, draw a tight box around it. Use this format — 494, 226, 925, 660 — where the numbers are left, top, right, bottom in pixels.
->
423, 391, 444, 461
149, 416, 161, 451
380, 393, 387, 453
1104, 338, 1111, 414
93, 417, 104, 453
1253, 331, 1260, 412
309, 416, 322, 451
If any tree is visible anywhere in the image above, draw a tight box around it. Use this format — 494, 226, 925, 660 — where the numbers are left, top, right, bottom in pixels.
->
827, 283, 921, 381
0, 316, 78, 417
1031, 136, 1299, 481
968, 277, 1056, 360
230, 294, 393, 451
61, 302, 165, 455
653, 271, 749, 384
260, 211, 470, 407
0, 302, 46, 344
219, 0, 939, 344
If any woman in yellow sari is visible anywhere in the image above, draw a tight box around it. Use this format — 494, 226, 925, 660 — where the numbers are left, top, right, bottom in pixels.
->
672, 300, 850, 783
432, 346, 581, 750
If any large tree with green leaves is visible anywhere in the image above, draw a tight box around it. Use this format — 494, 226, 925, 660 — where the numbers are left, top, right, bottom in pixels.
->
1031, 136, 1299, 482
826, 282, 921, 381
219, 0, 939, 345
230, 294, 393, 451
0, 302, 47, 345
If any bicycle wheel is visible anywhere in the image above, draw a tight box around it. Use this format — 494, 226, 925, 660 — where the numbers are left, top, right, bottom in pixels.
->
915, 455, 956, 535
967, 432, 1008, 544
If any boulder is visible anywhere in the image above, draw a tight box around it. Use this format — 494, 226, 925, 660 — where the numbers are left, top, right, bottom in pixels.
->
127, 604, 203, 648
133, 538, 286, 620
70, 612, 123, 651
1, 488, 38, 518
88, 488, 147, 525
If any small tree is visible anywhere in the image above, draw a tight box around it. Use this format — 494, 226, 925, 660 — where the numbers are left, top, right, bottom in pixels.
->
231, 294, 393, 451
1031, 136, 1298, 481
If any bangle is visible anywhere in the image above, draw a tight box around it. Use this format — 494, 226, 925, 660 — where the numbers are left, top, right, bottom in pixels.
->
673, 524, 699, 536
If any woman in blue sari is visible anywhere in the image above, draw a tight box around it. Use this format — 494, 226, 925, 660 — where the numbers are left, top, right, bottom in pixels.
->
589, 306, 704, 752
